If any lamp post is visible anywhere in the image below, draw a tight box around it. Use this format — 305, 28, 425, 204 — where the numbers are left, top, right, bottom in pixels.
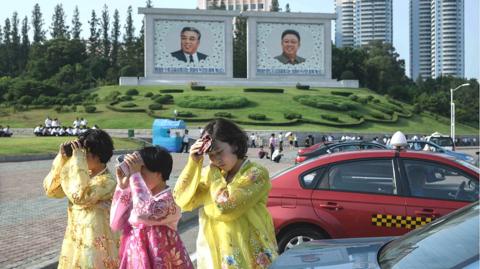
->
450, 83, 470, 142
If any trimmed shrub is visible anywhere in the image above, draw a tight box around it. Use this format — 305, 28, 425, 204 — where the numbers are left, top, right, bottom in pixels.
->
373, 98, 381, 103
295, 83, 310, 90
178, 96, 250, 109
413, 103, 422, 114
357, 96, 368, 104
366, 95, 374, 101
248, 113, 267, 120
144, 92, 153, 97
84, 105, 97, 113
153, 94, 174, 104
214, 112, 232, 118
321, 114, 339, 122
284, 112, 302, 120
191, 85, 206, 91
160, 89, 184, 93
121, 102, 137, 108
119, 95, 133, 101
148, 103, 163, 110
331, 91, 353, 97
105, 91, 121, 101
293, 95, 355, 111
370, 110, 386, 120
349, 95, 359, 101
177, 111, 194, 117
243, 88, 284, 93
348, 111, 363, 119
126, 88, 139, 96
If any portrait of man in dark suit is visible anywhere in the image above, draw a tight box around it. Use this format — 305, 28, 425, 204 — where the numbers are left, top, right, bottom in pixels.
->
274, 29, 305, 65
171, 27, 208, 63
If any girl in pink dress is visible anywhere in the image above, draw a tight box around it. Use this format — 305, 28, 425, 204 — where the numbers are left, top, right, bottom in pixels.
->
110, 146, 193, 269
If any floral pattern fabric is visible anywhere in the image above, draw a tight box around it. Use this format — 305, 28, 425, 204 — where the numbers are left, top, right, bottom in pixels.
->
110, 172, 193, 269
43, 152, 120, 269
174, 158, 278, 269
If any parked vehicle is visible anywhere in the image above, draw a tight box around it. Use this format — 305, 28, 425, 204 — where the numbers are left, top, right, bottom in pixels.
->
269, 138, 479, 253
295, 140, 387, 164
426, 132, 455, 151
270, 202, 479, 269
407, 140, 475, 164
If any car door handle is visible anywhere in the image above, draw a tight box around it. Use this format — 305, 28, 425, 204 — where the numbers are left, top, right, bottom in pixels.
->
319, 202, 343, 211
414, 209, 438, 218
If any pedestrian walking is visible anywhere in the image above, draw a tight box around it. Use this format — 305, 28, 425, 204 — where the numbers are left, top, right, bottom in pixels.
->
181, 129, 190, 153
269, 133, 276, 161
173, 118, 278, 269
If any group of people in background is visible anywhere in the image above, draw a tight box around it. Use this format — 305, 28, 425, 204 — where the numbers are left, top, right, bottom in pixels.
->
34, 116, 98, 136
0, 125, 12, 137
43, 118, 278, 269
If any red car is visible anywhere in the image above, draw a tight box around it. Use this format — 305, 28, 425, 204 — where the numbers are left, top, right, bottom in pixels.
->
268, 149, 479, 253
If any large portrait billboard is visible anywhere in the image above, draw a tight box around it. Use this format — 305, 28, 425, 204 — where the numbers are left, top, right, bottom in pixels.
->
256, 22, 325, 76
153, 20, 226, 74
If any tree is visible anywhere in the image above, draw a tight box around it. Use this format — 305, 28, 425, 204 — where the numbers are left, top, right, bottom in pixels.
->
19, 16, 30, 72
51, 4, 69, 39
101, 5, 110, 58
233, 15, 247, 77
71, 6, 82, 39
120, 6, 137, 71
270, 0, 280, 11
88, 10, 100, 56
11, 12, 20, 46
285, 3, 291, 12
31, 3, 45, 44
3, 18, 11, 45
110, 9, 120, 67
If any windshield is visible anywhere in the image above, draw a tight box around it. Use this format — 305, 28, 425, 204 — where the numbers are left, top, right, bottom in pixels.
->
430, 137, 453, 147
379, 203, 479, 268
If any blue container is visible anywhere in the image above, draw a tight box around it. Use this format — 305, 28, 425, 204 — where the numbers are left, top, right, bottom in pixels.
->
152, 119, 186, 152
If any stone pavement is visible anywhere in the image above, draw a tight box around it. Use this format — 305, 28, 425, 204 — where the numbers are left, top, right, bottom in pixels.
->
0, 147, 296, 269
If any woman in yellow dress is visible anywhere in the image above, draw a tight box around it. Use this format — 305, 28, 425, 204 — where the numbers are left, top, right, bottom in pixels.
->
174, 118, 278, 269
43, 129, 119, 268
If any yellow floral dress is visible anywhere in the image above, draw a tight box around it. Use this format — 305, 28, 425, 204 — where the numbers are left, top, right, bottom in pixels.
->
43, 151, 120, 269
174, 158, 278, 269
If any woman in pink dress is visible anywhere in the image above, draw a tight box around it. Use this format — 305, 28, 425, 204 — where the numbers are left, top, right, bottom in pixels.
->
110, 146, 193, 269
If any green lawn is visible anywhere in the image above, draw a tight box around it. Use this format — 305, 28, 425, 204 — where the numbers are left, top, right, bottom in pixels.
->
0, 85, 477, 134
0, 137, 144, 156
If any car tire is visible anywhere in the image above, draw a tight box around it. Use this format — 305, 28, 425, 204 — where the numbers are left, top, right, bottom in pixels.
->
277, 226, 326, 254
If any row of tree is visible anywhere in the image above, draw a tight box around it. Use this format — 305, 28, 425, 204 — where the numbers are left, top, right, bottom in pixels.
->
0, 1, 477, 127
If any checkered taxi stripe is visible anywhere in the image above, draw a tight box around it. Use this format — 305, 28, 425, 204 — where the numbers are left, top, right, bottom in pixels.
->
371, 214, 433, 229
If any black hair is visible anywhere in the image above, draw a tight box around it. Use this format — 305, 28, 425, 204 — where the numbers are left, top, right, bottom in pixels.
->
281, 29, 300, 42
139, 146, 173, 181
181, 27, 201, 40
78, 129, 114, 164
202, 118, 248, 159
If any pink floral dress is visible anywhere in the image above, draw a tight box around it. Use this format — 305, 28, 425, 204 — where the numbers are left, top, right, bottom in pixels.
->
110, 172, 193, 269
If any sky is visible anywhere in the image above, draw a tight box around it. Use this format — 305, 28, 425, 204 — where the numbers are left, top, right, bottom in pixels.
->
0, 0, 478, 79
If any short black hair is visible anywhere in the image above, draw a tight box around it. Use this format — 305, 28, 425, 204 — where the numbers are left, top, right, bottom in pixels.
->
78, 129, 114, 164
281, 29, 300, 42
139, 146, 173, 181
203, 118, 248, 159
181, 27, 201, 40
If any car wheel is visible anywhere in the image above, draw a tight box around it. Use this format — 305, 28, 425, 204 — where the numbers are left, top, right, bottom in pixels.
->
277, 226, 325, 254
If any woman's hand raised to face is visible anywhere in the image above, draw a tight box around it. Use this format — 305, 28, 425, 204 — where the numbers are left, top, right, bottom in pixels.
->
124, 152, 143, 174
189, 139, 206, 163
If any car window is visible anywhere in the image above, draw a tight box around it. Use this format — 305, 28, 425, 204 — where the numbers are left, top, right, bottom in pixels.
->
323, 159, 396, 195
404, 160, 479, 202
331, 145, 360, 153
429, 137, 453, 147
300, 168, 324, 189
364, 144, 384, 149
379, 203, 479, 269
